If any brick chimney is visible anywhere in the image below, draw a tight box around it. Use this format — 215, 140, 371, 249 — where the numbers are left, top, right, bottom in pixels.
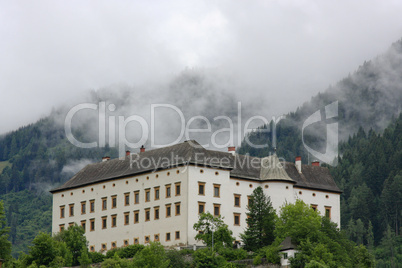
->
295, 156, 302, 173
312, 161, 320, 166
140, 145, 145, 153
228, 146, 235, 155
102, 156, 110, 162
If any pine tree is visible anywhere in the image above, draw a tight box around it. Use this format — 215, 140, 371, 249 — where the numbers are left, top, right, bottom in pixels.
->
241, 186, 276, 252
366, 221, 374, 250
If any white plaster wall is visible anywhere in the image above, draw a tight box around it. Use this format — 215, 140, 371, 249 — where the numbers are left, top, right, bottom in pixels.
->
52, 166, 189, 252
294, 187, 341, 227
280, 249, 296, 267
263, 182, 295, 212
186, 166, 232, 245
186, 170, 296, 245
52, 164, 341, 252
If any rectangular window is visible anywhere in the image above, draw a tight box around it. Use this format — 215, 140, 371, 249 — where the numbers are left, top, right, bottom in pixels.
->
145, 189, 150, 202
90, 200, 95, 213
234, 194, 241, 207
166, 204, 171, 217
283, 253, 288, 259
102, 197, 107, 210
81, 201, 86, 214
166, 184, 171, 198
134, 238, 139, 244
175, 231, 180, 240
111, 241, 117, 249
175, 202, 181, 216
198, 202, 205, 214
154, 207, 160, 220
214, 204, 221, 217
198, 182, 205, 195
134, 191, 139, 204
247, 196, 253, 208
166, 232, 171, 241
90, 246, 95, 252
90, 218, 95, 231
175, 182, 181, 196
111, 214, 117, 227
145, 208, 150, 221
60, 206, 65, 219
325, 206, 331, 219
154, 234, 160, 242
124, 212, 130, 225
102, 216, 107, 229
234, 213, 240, 226
81, 220, 86, 232
69, 222, 74, 227
112, 195, 117, 209
311, 204, 318, 211
154, 187, 160, 200
124, 240, 129, 247
134, 210, 139, 223
124, 193, 130, 206
145, 236, 150, 243
59, 224, 65, 232
101, 243, 107, 251
213, 184, 220, 197
69, 204, 74, 217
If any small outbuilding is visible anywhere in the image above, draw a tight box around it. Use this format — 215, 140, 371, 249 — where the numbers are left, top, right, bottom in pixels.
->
279, 237, 297, 267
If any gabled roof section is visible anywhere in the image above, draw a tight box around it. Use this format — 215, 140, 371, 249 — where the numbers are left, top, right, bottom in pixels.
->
279, 237, 297, 251
283, 161, 342, 193
259, 155, 294, 182
230, 154, 261, 180
50, 140, 341, 194
51, 140, 234, 193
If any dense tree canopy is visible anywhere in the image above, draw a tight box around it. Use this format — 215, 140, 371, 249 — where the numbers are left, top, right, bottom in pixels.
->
0, 200, 12, 261
193, 212, 235, 250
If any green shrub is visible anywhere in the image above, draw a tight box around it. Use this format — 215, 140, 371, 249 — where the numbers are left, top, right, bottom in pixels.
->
118, 244, 145, 258
179, 248, 194, 255
166, 249, 191, 268
105, 248, 119, 259
264, 245, 281, 264
192, 248, 227, 268
253, 255, 262, 266
131, 242, 169, 268
217, 248, 248, 261
88, 251, 105, 263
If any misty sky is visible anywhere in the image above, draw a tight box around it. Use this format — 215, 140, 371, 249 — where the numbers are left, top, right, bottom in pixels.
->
1, 0, 402, 134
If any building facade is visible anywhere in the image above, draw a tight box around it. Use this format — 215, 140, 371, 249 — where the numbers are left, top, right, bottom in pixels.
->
51, 140, 341, 252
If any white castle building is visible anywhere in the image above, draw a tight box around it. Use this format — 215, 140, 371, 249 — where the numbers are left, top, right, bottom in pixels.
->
50, 140, 341, 252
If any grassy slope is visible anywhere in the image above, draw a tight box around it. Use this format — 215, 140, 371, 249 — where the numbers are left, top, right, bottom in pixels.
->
0, 161, 11, 173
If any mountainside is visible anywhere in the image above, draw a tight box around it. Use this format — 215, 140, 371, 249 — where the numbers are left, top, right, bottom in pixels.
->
1, 39, 402, 257
238, 38, 402, 161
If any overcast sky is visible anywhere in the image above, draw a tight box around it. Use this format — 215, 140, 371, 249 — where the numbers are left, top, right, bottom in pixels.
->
1, 0, 402, 134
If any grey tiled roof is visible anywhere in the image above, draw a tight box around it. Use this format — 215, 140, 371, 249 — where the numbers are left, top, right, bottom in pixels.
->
279, 237, 297, 251
282, 161, 341, 193
50, 140, 341, 193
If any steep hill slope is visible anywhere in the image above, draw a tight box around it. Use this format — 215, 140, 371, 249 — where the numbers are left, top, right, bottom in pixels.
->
238, 39, 402, 161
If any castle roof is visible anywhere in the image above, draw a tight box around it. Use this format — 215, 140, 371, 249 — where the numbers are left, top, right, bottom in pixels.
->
50, 140, 341, 194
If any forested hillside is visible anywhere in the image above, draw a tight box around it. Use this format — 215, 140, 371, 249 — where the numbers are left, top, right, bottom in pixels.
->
0, 119, 117, 256
0, 39, 402, 260
330, 114, 401, 266
238, 39, 402, 160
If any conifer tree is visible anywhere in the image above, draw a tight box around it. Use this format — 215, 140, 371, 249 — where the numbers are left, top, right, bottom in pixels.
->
241, 186, 276, 251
